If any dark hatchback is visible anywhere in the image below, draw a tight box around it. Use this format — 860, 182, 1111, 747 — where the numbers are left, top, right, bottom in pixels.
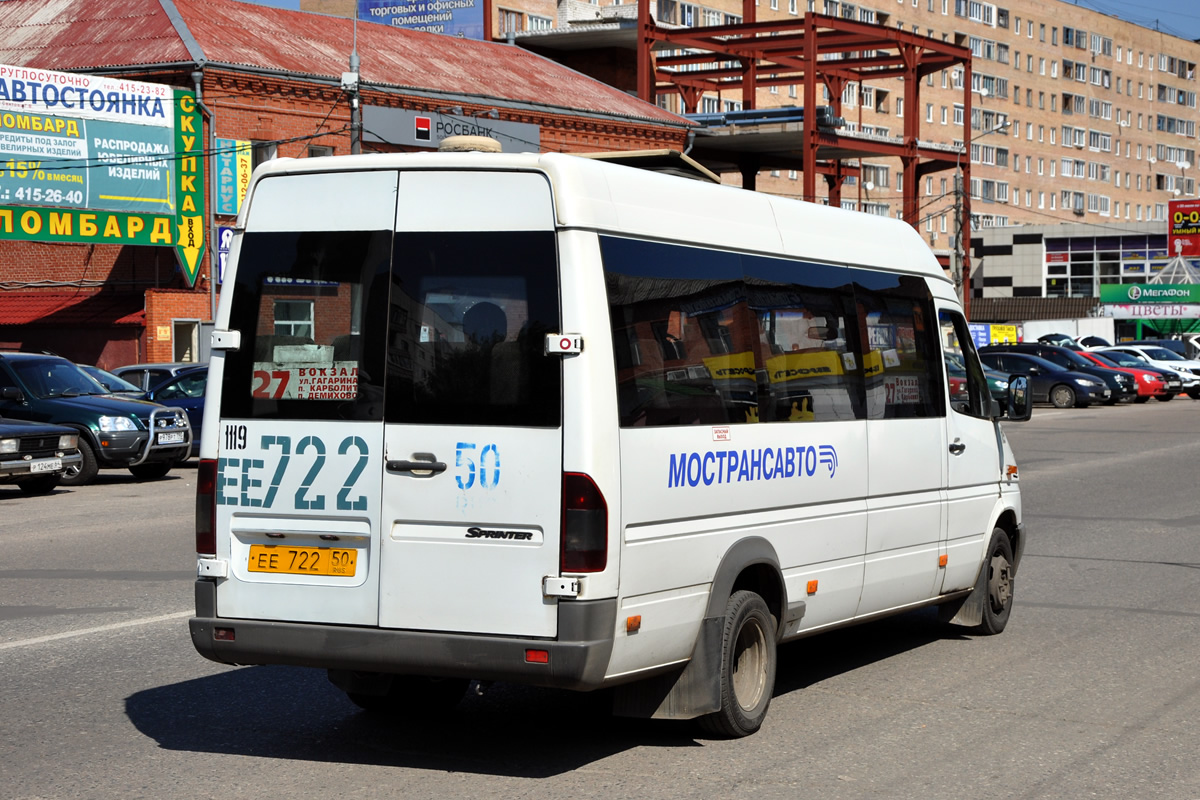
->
980, 342, 1137, 404
0, 416, 81, 495
0, 352, 191, 485
978, 351, 1109, 408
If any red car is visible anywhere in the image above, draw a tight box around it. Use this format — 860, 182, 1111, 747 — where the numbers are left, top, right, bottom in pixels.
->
1077, 351, 1167, 403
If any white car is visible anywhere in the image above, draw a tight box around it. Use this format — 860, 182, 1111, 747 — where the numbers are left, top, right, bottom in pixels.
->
1092, 345, 1200, 399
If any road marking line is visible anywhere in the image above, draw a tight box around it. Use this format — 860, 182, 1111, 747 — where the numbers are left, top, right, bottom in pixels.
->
0, 610, 192, 651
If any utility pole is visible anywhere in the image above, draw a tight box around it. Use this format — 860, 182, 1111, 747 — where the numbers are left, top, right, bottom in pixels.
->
952, 165, 964, 305
344, 11, 362, 155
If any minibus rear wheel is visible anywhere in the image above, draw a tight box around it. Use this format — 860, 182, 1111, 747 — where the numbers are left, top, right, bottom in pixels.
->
698, 590, 776, 738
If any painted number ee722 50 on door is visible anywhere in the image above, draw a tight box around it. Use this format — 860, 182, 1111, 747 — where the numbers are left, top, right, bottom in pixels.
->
218, 425, 369, 512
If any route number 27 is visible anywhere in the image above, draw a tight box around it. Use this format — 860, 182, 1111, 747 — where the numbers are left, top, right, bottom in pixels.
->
252, 370, 291, 399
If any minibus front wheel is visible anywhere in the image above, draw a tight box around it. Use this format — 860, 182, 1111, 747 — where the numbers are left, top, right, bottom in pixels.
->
698, 590, 777, 738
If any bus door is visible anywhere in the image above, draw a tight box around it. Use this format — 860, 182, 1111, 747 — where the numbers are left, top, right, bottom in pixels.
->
376, 171, 564, 638
937, 307, 1003, 593
214, 170, 397, 627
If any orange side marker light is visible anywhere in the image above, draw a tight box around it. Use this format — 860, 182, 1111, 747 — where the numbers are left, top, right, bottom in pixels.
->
806, 580, 818, 595
626, 615, 642, 634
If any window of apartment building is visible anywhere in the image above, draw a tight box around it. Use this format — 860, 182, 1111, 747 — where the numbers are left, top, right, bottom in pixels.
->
896, 97, 904, 116
997, 7, 1007, 27
1051, 95, 1058, 112
1038, 158, 1044, 175
499, 8, 523, 33
926, 103, 934, 122
528, 14, 552, 29
941, 106, 948, 125
926, 176, 933, 195
942, 0, 948, 14
1039, 92, 1046, 109
1049, 194, 1056, 210
1050, 128, 1056, 145
1051, 61, 1058, 78
769, 0, 778, 11
940, 178, 947, 194
1027, 20, 1033, 37
1013, 50, 1020, 70
1026, 122, 1033, 140
1038, 125, 1045, 142
1038, 191, 1045, 208
307, 145, 333, 158
1025, 88, 1032, 105
1052, 26, 1058, 45
1026, 54, 1033, 72
1025, 155, 1031, 173
1025, 189, 1032, 207
789, 0, 798, 13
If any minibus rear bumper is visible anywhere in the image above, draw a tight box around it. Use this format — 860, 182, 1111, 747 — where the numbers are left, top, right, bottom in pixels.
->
189, 580, 616, 691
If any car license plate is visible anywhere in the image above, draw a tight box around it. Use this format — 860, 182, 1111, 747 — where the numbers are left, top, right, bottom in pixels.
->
247, 544, 357, 577
29, 458, 61, 473
158, 431, 185, 444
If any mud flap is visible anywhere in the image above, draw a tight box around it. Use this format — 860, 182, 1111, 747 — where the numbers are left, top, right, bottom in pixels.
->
938, 565, 986, 628
612, 616, 723, 720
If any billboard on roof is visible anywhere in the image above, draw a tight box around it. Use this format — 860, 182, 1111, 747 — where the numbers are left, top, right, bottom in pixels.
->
358, 0, 484, 40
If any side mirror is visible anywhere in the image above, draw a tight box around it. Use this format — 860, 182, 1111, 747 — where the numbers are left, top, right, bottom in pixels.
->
1006, 375, 1032, 421
0, 386, 24, 402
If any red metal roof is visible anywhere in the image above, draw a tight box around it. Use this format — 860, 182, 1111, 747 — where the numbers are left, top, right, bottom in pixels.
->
0, 292, 145, 326
0, 0, 690, 126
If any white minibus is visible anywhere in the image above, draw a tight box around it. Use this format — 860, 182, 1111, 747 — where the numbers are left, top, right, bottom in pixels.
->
191, 149, 1030, 737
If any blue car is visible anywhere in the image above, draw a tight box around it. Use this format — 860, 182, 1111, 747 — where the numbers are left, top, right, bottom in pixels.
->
143, 365, 207, 458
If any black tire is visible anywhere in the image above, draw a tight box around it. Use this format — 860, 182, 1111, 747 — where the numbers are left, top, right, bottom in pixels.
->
974, 528, 1015, 636
1189, 390, 1200, 400
1134, 395, 1150, 404
128, 462, 172, 481
1155, 393, 1175, 402
59, 438, 99, 486
1049, 384, 1076, 409
698, 590, 776, 738
17, 474, 61, 495
346, 675, 469, 716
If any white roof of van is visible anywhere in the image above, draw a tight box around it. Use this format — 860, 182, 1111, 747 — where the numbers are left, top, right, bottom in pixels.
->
250, 151, 949, 285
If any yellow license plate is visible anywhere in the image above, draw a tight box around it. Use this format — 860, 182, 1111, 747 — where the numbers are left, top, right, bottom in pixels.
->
247, 544, 357, 577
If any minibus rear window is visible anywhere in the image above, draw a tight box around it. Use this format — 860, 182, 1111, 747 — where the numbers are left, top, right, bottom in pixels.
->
383, 231, 561, 428
221, 229, 391, 421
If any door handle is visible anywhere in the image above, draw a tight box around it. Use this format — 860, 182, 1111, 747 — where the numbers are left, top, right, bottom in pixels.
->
948, 441, 966, 455
386, 458, 447, 474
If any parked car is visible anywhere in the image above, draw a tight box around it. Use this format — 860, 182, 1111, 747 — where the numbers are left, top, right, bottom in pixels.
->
1076, 351, 1171, 403
1082, 349, 1185, 400
1092, 345, 1200, 399
1036, 333, 1082, 349
977, 351, 1109, 408
980, 343, 1137, 404
1125, 338, 1199, 359
946, 353, 1010, 411
1078, 335, 1111, 348
0, 352, 192, 485
143, 365, 207, 458
112, 361, 199, 392
79, 365, 144, 396
0, 416, 81, 495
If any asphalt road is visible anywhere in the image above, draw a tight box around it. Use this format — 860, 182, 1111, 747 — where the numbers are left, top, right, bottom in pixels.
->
2, 400, 1199, 800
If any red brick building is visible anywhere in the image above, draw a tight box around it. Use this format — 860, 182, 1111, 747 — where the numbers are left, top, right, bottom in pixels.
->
0, 0, 692, 368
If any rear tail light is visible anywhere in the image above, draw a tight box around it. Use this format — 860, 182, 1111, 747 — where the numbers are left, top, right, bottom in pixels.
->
196, 458, 217, 555
561, 472, 607, 572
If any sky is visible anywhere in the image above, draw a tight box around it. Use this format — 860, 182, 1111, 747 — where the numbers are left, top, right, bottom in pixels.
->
1073, 0, 1200, 42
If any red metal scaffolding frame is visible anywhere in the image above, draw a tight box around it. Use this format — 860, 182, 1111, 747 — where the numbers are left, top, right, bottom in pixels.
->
636, 1, 977, 309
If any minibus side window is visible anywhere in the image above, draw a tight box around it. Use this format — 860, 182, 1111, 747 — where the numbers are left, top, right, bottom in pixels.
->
851, 271, 945, 420
601, 236, 755, 427
939, 309, 992, 418
743, 255, 864, 422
